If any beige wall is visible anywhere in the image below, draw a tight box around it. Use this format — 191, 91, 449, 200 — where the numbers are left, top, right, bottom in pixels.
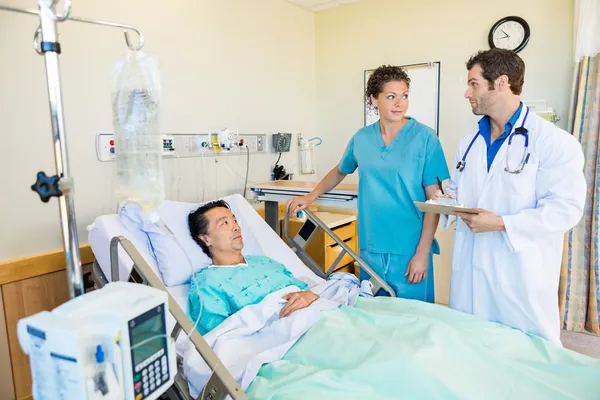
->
0, 0, 316, 261
0, 0, 576, 305
314, 0, 575, 304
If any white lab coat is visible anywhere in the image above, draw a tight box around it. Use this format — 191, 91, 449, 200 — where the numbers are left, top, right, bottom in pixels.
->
441, 108, 586, 346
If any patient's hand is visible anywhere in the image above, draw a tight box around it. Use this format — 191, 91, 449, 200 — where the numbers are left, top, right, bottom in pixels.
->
279, 291, 319, 318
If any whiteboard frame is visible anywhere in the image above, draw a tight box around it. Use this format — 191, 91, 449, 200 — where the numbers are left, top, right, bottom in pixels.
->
363, 61, 441, 136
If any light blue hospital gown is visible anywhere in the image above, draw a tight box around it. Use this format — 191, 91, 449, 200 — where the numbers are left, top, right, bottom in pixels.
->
339, 118, 449, 302
187, 255, 309, 334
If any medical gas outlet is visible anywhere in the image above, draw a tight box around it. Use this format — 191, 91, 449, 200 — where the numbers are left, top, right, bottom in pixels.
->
97, 132, 268, 162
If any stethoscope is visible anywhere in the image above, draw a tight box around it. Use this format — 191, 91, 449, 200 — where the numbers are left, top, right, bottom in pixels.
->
456, 107, 531, 174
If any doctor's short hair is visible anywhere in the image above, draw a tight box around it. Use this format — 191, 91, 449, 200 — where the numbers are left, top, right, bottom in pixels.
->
188, 199, 232, 257
364, 65, 411, 107
466, 48, 525, 95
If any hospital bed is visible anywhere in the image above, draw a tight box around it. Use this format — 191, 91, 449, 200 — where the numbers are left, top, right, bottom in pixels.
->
88, 194, 600, 400
88, 194, 393, 399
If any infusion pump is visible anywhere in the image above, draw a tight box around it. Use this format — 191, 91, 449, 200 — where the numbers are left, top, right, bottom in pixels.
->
17, 282, 176, 400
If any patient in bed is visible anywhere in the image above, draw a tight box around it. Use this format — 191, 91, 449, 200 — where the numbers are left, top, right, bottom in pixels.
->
187, 200, 320, 334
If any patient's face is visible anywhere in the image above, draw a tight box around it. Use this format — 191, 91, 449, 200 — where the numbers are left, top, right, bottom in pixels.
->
200, 207, 244, 255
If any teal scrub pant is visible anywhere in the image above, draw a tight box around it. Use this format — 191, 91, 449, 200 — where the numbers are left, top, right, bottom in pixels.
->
360, 251, 435, 303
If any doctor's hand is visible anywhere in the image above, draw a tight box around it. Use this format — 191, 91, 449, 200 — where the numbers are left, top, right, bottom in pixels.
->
455, 209, 505, 233
286, 194, 315, 216
279, 291, 319, 318
405, 250, 428, 284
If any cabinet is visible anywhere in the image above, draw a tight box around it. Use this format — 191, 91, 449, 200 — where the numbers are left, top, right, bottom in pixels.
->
280, 212, 358, 276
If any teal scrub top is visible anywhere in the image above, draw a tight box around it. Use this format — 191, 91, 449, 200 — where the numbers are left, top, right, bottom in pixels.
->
188, 255, 309, 335
339, 118, 450, 255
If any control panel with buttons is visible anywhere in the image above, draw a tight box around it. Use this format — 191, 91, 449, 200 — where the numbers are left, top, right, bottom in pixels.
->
133, 348, 170, 399
162, 135, 175, 156
129, 305, 171, 400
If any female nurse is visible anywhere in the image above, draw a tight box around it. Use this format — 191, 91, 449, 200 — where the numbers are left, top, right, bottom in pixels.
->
287, 65, 449, 303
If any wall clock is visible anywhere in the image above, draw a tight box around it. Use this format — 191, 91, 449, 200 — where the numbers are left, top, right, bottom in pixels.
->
488, 16, 530, 53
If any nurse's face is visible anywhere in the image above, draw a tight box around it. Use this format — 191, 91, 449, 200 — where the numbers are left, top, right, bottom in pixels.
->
200, 207, 244, 255
371, 80, 409, 123
464, 64, 498, 116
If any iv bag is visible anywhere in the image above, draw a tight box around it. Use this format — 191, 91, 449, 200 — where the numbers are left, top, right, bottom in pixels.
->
111, 50, 164, 213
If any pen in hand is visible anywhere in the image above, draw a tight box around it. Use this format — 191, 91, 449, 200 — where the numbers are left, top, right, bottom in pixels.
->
436, 176, 445, 195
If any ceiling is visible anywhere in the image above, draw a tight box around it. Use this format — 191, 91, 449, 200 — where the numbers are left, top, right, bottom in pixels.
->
286, 0, 363, 12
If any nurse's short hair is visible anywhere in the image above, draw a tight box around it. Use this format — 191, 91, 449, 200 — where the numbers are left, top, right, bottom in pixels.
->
188, 200, 231, 257
466, 49, 525, 95
364, 65, 411, 108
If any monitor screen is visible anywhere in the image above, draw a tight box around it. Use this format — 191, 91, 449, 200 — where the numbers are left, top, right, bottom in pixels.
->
130, 309, 165, 367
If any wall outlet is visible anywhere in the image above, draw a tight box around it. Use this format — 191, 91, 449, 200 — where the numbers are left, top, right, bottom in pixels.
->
172, 135, 191, 156
257, 136, 265, 152
190, 135, 210, 153
240, 135, 258, 152
96, 133, 115, 161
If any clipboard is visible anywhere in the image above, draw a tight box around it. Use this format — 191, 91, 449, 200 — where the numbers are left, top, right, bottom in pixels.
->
414, 201, 480, 215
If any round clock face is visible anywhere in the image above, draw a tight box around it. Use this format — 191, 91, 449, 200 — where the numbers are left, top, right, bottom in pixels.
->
489, 16, 530, 53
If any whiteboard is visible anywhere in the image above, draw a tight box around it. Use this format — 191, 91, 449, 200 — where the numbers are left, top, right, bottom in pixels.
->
364, 62, 441, 135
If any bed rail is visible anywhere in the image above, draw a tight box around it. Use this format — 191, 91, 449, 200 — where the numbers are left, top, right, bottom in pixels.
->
109, 236, 248, 400
283, 210, 396, 297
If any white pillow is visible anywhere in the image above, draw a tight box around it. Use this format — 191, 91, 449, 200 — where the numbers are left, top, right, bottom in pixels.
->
119, 195, 264, 287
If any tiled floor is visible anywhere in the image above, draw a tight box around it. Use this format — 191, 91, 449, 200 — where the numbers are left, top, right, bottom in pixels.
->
561, 330, 600, 358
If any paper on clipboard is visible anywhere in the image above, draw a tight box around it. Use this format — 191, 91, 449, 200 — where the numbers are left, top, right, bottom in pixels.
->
414, 201, 480, 215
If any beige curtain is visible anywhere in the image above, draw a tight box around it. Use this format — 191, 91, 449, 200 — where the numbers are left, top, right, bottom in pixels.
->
559, 54, 600, 334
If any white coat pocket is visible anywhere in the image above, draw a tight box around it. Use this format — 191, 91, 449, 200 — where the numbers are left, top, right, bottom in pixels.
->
497, 242, 544, 291
500, 153, 538, 206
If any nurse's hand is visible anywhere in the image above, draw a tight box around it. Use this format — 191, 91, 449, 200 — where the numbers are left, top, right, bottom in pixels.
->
406, 250, 428, 284
455, 209, 505, 233
279, 291, 319, 318
432, 190, 455, 201
286, 194, 315, 216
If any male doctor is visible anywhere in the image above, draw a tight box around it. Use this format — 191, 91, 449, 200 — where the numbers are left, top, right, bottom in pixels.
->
436, 49, 586, 346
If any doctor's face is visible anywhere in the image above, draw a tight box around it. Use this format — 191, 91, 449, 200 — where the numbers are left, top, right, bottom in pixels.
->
199, 207, 244, 255
464, 64, 498, 116
371, 80, 409, 123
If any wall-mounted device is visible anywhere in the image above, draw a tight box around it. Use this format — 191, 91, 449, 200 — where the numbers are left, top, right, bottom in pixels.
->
525, 100, 561, 124
162, 135, 175, 156
272, 133, 292, 153
272, 152, 292, 181
96, 132, 268, 162
298, 133, 322, 175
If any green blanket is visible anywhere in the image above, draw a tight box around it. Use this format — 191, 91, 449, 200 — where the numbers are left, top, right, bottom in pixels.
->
247, 297, 600, 400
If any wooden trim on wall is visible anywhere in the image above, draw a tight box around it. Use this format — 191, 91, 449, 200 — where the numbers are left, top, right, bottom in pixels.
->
0, 245, 94, 285
0, 286, 16, 400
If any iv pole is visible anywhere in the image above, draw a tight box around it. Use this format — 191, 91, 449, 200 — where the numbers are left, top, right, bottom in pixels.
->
0, 0, 144, 299
1, 4, 251, 399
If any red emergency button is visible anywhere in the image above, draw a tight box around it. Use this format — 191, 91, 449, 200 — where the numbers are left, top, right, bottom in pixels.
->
109, 139, 114, 146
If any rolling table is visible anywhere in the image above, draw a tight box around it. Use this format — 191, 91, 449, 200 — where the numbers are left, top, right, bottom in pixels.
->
248, 180, 358, 235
